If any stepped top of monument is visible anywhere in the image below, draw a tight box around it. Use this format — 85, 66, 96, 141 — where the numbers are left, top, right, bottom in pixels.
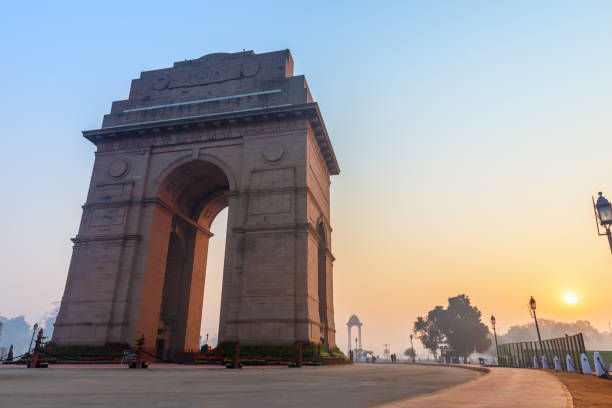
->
100, 49, 312, 129
85, 49, 339, 175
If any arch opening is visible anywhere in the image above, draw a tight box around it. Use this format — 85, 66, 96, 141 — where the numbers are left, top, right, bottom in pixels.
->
157, 159, 230, 227
199, 207, 227, 350
153, 159, 230, 361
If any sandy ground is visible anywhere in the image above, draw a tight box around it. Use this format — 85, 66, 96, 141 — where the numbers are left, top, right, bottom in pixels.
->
551, 371, 612, 408
0, 363, 480, 408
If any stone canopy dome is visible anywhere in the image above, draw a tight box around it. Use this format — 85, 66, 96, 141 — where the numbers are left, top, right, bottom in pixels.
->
347, 314, 362, 326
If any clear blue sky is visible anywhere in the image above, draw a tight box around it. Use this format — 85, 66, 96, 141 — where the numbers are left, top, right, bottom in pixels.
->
3, 1, 612, 356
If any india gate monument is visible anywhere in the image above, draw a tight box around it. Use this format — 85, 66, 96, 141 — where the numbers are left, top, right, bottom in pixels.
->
51, 50, 340, 361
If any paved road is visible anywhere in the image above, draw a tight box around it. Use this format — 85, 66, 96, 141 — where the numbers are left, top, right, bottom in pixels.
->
0, 363, 479, 408
380, 366, 572, 408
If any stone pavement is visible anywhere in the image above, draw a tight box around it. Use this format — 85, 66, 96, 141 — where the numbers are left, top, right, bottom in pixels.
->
0, 363, 573, 407
0, 363, 478, 408
378, 366, 573, 407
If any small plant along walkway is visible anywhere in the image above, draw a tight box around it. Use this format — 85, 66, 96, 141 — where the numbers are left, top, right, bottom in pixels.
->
378, 366, 572, 408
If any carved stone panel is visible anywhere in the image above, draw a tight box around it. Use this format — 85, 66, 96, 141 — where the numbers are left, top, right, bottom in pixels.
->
94, 182, 133, 202
249, 168, 294, 190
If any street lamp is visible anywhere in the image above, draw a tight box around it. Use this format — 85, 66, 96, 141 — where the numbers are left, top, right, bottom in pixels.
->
28, 323, 38, 354
409, 334, 415, 363
593, 192, 612, 253
490, 315, 500, 366
529, 296, 543, 358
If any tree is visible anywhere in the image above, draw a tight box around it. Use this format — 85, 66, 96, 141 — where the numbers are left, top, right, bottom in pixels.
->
414, 295, 491, 361
404, 347, 416, 359
41, 302, 60, 340
0, 316, 31, 356
442, 295, 491, 360
413, 306, 445, 358
7, 345, 13, 361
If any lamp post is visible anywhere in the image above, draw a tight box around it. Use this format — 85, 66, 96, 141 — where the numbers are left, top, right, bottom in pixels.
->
529, 296, 543, 359
409, 334, 415, 363
28, 323, 38, 354
490, 315, 500, 366
593, 192, 612, 253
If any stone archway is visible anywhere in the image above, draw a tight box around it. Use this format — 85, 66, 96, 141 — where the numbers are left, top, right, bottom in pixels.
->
142, 159, 229, 361
52, 50, 340, 361
347, 315, 363, 358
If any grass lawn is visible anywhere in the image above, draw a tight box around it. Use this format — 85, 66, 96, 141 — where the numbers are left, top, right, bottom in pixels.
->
586, 350, 612, 364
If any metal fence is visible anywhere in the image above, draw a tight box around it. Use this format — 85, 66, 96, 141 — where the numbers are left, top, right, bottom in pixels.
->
497, 333, 586, 373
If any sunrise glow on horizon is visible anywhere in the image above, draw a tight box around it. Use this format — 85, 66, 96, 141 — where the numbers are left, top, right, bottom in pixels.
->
564, 293, 578, 305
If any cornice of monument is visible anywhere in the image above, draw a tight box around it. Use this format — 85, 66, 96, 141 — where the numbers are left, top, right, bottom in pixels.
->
82, 49, 339, 175
83, 102, 340, 175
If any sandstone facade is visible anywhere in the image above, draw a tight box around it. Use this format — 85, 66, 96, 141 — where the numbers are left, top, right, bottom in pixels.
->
52, 50, 339, 361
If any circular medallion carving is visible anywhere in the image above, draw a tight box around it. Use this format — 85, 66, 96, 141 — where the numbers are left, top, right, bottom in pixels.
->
263, 143, 285, 163
108, 159, 129, 178
241, 61, 260, 78
153, 73, 170, 90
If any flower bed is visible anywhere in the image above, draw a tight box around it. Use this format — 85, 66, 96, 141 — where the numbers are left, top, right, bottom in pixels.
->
194, 343, 349, 365
321, 357, 350, 365
29, 343, 132, 363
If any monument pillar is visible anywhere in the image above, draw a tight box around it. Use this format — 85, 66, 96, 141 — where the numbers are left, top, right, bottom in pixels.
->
348, 327, 352, 354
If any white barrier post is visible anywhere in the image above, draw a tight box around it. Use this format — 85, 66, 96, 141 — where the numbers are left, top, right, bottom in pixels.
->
566, 355, 575, 372
533, 355, 539, 368
580, 353, 592, 375
553, 356, 561, 371
593, 352, 608, 378
541, 355, 548, 369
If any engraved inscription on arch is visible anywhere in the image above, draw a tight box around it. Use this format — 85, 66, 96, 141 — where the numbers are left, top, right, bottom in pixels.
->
250, 193, 291, 215
90, 207, 126, 227
249, 168, 294, 190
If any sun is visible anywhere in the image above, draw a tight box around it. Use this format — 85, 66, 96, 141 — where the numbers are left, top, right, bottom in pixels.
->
564, 293, 578, 304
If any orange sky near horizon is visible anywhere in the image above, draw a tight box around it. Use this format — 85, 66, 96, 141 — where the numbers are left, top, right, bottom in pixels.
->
201, 162, 612, 356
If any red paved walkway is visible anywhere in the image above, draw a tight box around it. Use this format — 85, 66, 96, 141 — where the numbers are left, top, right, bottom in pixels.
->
378, 366, 573, 407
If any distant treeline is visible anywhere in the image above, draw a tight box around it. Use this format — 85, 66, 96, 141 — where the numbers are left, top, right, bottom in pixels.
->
494, 319, 612, 352
0, 303, 58, 356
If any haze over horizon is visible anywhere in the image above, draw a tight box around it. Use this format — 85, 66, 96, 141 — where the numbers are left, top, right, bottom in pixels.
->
2, 1, 612, 357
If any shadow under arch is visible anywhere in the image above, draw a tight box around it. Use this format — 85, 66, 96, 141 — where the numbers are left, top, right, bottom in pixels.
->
153, 154, 238, 197
139, 158, 233, 362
